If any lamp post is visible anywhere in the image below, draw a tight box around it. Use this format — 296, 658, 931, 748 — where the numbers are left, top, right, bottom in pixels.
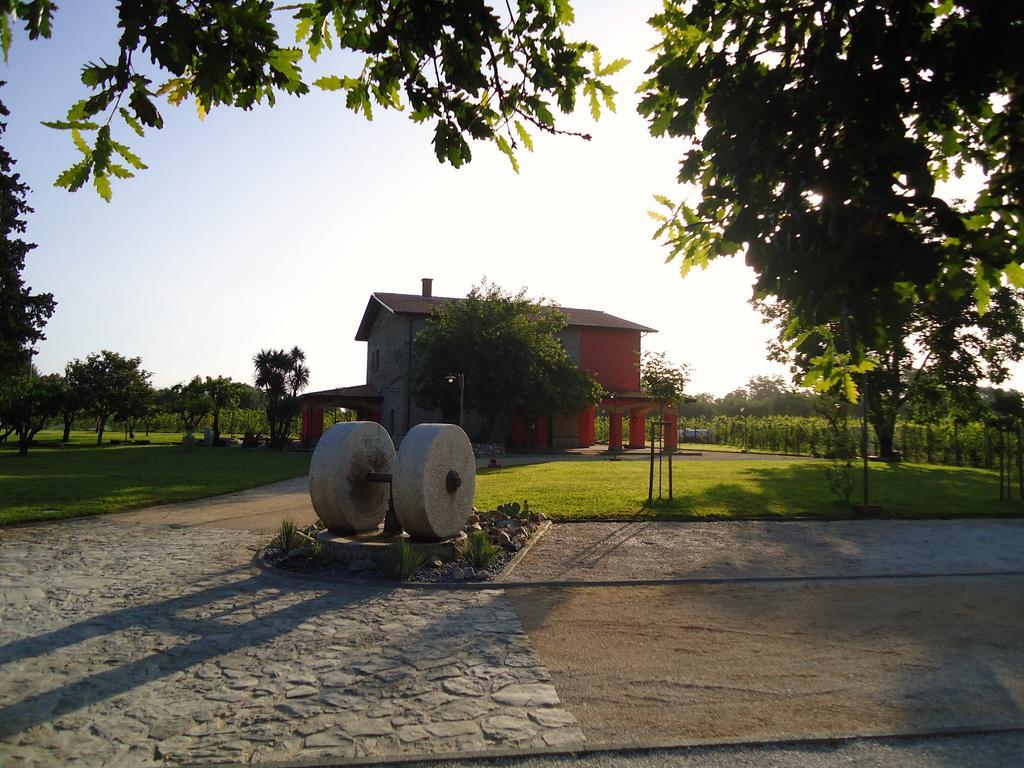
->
446, 373, 465, 428
608, 392, 619, 460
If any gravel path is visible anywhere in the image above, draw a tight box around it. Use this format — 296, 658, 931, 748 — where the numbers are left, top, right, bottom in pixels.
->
504, 518, 1024, 582
0, 517, 582, 766
398, 731, 1024, 768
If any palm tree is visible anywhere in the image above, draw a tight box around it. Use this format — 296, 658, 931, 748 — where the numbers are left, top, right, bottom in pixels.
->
253, 347, 310, 448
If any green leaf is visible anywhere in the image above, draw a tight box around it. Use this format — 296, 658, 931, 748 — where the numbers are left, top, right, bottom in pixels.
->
54, 160, 92, 192
597, 58, 629, 77
1, 14, 12, 62
654, 194, 674, 210
975, 271, 992, 315
496, 135, 519, 173
1004, 262, 1024, 288
41, 119, 100, 130
71, 129, 91, 156
93, 172, 112, 202
554, 0, 575, 24
107, 163, 134, 179
514, 121, 533, 152
111, 140, 147, 170
119, 107, 145, 137
267, 48, 303, 83
313, 75, 344, 91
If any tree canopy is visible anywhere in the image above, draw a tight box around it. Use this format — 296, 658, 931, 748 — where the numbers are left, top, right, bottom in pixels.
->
69, 350, 152, 445
412, 282, 602, 440
0, 373, 63, 455
2, 0, 625, 200
639, 351, 690, 413
0, 91, 54, 377
640, 1, 1023, 393
253, 346, 309, 448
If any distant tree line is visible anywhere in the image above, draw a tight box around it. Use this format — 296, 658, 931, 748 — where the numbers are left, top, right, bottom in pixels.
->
1, 346, 311, 455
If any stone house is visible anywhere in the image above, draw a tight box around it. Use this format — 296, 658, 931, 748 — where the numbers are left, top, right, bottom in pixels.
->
300, 280, 676, 451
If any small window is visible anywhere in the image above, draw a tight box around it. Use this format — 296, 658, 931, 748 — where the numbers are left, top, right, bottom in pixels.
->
372, 348, 380, 372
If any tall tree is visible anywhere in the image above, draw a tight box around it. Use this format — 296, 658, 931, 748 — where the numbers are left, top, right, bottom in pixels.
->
759, 278, 1024, 457
60, 359, 90, 442
170, 377, 214, 435
0, 89, 55, 377
640, 351, 690, 422
0, 373, 64, 455
253, 347, 310, 449
203, 375, 246, 442
2, 1, 624, 200
640, 2, 1023, 392
412, 282, 602, 441
72, 350, 151, 445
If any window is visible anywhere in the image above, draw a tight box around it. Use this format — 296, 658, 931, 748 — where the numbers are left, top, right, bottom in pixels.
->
372, 348, 380, 372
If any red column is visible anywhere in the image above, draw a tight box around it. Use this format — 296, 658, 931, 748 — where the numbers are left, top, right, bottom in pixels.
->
511, 414, 526, 448
577, 406, 596, 448
609, 412, 623, 451
310, 407, 324, 440
628, 408, 646, 449
664, 412, 678, 451
532, 416, 550, 449
301, 403, 311, 437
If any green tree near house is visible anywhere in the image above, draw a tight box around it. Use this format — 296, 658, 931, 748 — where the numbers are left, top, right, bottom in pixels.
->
412, 282, 602, 441
71, 351, 152, 445
640, 1, 1024, 397
203, 376, 247, 443
0, 90, 55, 377
170, 377, 214, 436
253, 347, 310, 449
0, 373, 64, 455
2, 1, 625, 200
640, 351, 690, 437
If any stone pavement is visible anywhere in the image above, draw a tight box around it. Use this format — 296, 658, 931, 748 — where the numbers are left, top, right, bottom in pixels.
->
0, 517, 582, 766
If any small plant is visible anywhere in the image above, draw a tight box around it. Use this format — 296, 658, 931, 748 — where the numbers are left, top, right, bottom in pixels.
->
458, 530, 502, 569
275, 517, 302, 552
383, 538, 426, 581
496, 499, 531, 520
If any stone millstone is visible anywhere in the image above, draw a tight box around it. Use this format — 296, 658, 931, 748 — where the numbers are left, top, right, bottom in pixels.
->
394, 423, 476, 540
308, 421, 396, 532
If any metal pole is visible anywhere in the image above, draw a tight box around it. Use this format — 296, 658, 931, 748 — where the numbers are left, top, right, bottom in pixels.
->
668, 432, 673, 501
648, 421, 655, 501
861, 384, 869, 507
458, 373, 464, 429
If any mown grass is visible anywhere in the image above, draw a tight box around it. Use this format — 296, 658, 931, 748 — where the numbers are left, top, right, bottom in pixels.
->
474, 458, 1024, 520
1, 433, 310, 526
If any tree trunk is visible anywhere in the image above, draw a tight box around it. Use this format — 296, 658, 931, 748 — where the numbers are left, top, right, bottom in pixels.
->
18, 427, 30, 456
62, 411, 75, 442
869, 408, 897, 459
212, 409, 221, 443
96, 415, 107, 445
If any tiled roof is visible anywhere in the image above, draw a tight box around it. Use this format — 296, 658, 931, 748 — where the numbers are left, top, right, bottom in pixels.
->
356, 292, 656, 340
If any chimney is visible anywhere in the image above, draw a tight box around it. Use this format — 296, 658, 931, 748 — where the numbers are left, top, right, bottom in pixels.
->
421, 278, 433, 297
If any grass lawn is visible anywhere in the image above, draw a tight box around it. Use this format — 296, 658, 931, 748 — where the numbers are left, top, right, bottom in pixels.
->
474, 458, 1024, 520
1, 432, 310, 526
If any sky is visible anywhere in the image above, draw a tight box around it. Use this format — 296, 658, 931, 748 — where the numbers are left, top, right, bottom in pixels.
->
4, 2, 1019, 398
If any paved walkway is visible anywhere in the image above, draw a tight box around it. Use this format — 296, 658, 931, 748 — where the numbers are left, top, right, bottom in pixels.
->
503, 518, 1024, 582
0, 517, 581, 766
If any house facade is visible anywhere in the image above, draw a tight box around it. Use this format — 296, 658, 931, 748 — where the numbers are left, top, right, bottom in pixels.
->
300, 280, 679, 451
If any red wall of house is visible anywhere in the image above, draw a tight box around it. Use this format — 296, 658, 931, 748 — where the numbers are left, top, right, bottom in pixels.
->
578, 328, 641, 392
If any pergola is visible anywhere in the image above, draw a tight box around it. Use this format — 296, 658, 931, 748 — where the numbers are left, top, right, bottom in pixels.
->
601, 391, 679, 452
300, 385, 383, 443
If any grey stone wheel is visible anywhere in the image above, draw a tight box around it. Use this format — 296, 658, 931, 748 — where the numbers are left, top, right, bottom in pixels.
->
394, 423, 476, 540
308, 421, 396, 532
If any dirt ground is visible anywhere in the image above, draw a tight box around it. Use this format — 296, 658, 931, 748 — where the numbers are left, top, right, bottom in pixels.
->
113, 476, 318, 533
509, 576, 1024, 746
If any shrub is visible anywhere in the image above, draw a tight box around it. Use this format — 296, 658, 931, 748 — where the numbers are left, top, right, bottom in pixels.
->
383, 538, 426, 581
458, 530, 502, 569
275, 517, 302, 551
